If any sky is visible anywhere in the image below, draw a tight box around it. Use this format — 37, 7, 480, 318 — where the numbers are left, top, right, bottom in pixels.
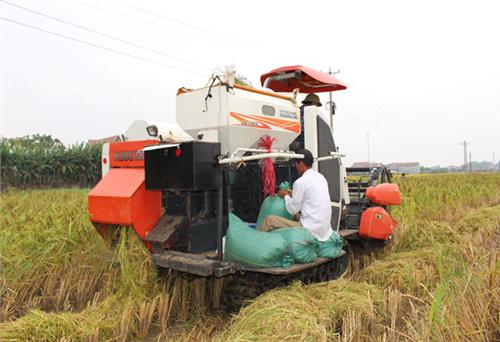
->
1, 0, 499, 167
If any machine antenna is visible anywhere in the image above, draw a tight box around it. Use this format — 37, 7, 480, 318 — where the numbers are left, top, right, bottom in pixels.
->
327, 68, 340, 132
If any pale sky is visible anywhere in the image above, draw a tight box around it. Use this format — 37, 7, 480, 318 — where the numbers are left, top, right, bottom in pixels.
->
1, 0, 499, 166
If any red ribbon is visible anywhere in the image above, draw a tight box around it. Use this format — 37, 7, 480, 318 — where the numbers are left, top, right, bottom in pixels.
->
257, 135, 277, 196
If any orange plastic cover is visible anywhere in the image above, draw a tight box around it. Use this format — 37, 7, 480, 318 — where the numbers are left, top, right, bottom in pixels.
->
366, 183, 401, 206
359, 207, 396, 240
88, 168, 161, 239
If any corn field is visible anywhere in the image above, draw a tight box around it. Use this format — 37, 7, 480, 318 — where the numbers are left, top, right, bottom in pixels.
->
0, 135, 101, 189
0, 173, 499, 341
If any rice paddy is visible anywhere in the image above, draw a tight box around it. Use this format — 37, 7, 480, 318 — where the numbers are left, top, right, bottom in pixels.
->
1, 173, 499, 341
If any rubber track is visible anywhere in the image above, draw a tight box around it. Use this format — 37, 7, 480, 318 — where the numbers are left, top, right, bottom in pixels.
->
221, 250, 350, 312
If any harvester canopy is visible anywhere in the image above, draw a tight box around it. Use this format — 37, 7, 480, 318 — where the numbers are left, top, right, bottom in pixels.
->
260, 65, 347, 94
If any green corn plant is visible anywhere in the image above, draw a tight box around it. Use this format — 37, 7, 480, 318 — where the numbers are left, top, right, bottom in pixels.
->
0, 135, 101, 189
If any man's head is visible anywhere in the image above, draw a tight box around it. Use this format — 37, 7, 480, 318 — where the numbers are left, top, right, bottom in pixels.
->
301, 93, 322, 107
293, 149, 314, 175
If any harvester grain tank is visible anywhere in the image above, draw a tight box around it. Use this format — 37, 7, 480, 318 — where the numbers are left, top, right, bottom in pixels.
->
88, 66, 401, 308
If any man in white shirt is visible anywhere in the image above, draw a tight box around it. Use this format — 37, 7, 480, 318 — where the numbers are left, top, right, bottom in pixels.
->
259, 149, 333, 241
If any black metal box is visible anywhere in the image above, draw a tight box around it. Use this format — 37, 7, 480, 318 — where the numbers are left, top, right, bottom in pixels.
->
145, 142, 220, 190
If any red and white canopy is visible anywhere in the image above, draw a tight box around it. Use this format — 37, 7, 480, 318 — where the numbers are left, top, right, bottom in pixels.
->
260, 65, 347, 94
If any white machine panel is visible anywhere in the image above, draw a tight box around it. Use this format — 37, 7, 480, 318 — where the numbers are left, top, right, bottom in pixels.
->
124, 120, 192, 142
303, 106, 350, 230
176, 85, 300, 155
101, 142, 110, 176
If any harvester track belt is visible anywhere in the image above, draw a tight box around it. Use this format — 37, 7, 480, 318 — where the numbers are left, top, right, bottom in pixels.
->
222, 250, 350, 311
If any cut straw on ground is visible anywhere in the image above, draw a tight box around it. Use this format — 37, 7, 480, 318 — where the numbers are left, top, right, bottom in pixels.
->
1, 173, 499, 341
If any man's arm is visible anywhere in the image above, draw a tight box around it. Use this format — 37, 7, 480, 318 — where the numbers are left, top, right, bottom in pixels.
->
283, 181, 304, 215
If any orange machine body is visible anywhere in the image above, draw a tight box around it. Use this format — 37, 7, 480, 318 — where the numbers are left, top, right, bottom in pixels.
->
365, 183, 401, 206
359, 207, 396, 240
88, 140, 162, 241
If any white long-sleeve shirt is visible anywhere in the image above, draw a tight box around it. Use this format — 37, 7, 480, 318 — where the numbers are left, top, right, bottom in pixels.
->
284, 169, 333, 241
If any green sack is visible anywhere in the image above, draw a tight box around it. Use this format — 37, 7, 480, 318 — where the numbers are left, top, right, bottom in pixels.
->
255, 196, 293, 230
317, 231, 344, 258
270, 227, 319, 264
224, 213, 293, 268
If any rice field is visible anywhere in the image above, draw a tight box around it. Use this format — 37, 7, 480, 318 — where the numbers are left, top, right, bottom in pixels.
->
1, 173, 499, 341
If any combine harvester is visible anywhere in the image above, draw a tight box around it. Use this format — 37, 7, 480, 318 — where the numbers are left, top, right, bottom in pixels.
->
88, 66, 401, 308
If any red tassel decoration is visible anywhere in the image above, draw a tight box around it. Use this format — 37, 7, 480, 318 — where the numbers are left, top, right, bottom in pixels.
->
257, 135, 277, 196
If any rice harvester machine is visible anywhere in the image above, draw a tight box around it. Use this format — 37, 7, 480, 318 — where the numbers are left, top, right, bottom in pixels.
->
88, 66, 401, 308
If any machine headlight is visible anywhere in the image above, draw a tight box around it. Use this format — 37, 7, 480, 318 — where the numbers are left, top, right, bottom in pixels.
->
146, 125, 158, 137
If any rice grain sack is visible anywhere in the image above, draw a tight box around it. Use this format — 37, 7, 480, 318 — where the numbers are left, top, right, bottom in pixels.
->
317, 230, 344, 258
270, 227, 319, 264
255, 196, 293, 230
224, 213, 293, 268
